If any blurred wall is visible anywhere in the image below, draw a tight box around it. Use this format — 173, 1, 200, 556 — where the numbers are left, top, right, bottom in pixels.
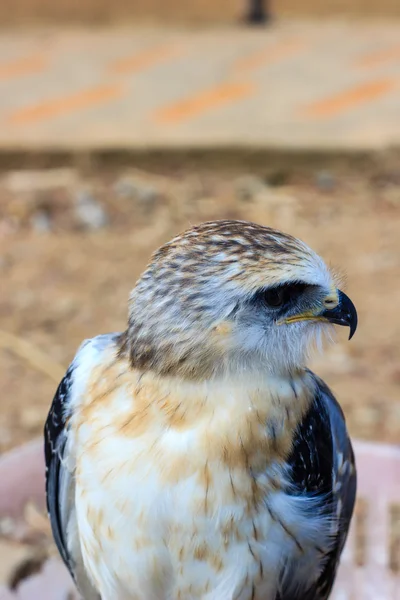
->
1, 0, 400, 26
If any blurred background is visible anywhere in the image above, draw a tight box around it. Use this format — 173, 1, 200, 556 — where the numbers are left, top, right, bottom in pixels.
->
0, 0, 399, 597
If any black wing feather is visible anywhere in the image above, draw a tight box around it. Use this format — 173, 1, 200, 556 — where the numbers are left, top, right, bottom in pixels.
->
44, 364, 76, 579
309, 375, 357, 600
279, 372, 357, 600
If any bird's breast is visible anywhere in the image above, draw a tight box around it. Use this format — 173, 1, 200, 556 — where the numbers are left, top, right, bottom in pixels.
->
71, 359, 323, 599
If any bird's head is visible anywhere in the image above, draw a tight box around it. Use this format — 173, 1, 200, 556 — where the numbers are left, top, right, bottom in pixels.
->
126, 220, 357, 380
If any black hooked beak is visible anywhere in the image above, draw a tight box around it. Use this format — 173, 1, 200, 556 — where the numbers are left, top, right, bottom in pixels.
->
321, 290, 358, 340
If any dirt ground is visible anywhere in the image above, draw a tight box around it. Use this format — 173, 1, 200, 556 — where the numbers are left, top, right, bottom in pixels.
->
0, 162, 399, 454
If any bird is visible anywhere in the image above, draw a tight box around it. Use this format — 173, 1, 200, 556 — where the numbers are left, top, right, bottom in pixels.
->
44, 219, 357, 600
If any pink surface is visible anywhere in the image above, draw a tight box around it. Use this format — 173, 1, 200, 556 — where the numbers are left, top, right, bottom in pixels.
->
332, 441, 400, 600
0, 439, 399, 598
0, 440, 45, 518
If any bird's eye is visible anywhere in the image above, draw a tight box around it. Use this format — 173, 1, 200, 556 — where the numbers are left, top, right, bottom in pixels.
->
258, 282, 310, 311
264, 287, 286, 308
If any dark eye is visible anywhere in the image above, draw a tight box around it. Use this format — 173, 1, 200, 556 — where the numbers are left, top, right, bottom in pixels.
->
262, 282, 310, 309
264, 287, 287, 308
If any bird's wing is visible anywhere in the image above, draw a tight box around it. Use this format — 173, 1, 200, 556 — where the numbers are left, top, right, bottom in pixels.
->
44, 333, 120, 597
279, 372, 357, 600
44, 361, 75, 577
310, 374, 357, 600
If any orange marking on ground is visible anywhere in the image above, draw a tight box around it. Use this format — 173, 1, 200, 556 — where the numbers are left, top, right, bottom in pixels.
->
0, 55, 47, 80
154, 81, 255, 124
109, 44, 181, 75
303, 79, 397, 118
233, 40, 305, 72
7, 84, 124, 126
357, 45, 400, 68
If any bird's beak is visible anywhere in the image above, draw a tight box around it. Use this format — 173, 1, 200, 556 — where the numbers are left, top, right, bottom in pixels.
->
319, 290, 358, 340
280, 289, 358, 340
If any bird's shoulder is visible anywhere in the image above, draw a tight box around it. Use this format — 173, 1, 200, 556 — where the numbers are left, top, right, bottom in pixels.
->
44, 332, 121, 463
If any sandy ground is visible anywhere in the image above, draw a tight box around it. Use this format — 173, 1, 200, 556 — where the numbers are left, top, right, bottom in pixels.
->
0, 163, 399, 456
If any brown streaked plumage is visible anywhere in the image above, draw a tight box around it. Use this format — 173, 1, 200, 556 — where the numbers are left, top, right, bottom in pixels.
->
125, 220, 332, 379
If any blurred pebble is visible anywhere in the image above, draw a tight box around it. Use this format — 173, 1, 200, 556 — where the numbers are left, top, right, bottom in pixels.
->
114, 178, 136, 199
114, 176, 160, 212
30, 211, 52, 234
315, 170, 336, 192
234, 175, 267, 202
74, 192, 108, 230
266, 170, 290, 187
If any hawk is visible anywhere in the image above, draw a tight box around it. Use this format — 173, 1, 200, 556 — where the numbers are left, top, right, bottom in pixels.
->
45, 220, 357, 600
